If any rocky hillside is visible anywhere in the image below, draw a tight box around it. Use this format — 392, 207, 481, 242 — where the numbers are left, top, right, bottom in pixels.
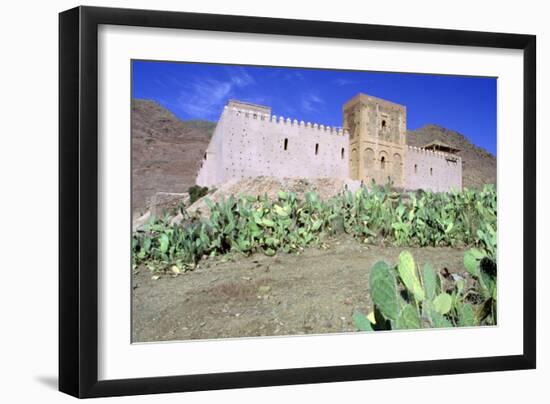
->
406, 124, 496, 189
132, 99, 215, 214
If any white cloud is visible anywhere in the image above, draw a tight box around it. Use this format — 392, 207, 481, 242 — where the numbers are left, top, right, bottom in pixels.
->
176, 68, 255, 119
229, 67, 255, 87
177, 79, 232, 118
301, 93, 325, 113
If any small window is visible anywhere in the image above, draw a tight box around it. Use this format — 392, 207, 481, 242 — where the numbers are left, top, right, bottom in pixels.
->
381, 120, 387, 129
315, 143, 319, 155
204, 153, 207, 160
284, 138, 288, 151
430, 167, 433, 176
414, 164, 417, 174
341, 148, 345, 159
381, 156, 386, 170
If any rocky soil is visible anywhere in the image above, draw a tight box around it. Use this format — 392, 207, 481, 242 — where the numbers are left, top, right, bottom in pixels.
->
132, 237, 467, 342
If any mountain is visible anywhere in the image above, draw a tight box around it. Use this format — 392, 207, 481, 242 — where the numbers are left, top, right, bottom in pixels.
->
132, 99, 215, 213
406, 124, 496, 189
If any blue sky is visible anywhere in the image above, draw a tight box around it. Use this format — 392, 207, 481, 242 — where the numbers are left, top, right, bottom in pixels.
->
132, 60, 497, 155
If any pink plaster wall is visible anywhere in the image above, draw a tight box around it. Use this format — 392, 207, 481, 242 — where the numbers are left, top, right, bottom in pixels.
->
403, 146, 462, 192
197, 106, 350, 187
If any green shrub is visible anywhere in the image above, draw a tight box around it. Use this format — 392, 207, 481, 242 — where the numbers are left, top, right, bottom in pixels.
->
188, 185, 209, 204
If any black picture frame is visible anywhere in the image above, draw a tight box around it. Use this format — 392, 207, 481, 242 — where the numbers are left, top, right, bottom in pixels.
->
59, 5, 536, 398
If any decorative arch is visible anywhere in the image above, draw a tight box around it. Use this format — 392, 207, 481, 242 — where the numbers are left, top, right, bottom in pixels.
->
364, 148, 375, 173
378, 150, 389, 171
350, 148, 359, 178
392, 153, 402, 177
351, 148, 358, 162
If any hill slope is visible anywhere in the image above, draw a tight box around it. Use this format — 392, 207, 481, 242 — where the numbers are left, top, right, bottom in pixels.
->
406, 124, 496, 189
132, 99, 215, 213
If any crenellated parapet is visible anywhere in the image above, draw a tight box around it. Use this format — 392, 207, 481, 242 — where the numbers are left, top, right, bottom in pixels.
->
406, 145, 462, 161
224, 105, 349, 136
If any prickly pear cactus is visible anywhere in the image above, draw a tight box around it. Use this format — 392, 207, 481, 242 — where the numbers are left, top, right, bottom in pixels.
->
433, 293, 453, 315
422, 262, 438, 301
458, 303, 476, 327
369, 261, 399, 321
397, 251, 425, 302
463, 248, 485, 277
395, 304, 421, 330
352, 311, 374, 332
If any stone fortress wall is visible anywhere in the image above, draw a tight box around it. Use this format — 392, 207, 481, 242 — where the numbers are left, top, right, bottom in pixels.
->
196, 95, 462, 193
196, 100, 350, 186
404, 146, 462, 192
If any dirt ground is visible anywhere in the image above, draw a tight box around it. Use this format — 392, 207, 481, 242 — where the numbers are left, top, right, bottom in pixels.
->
132, 237, 468, 342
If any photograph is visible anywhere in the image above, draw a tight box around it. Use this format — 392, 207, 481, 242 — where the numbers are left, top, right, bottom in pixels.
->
130, 60, 497, 342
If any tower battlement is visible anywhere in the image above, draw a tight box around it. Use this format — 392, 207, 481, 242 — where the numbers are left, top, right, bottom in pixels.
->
223, 105, 349, 136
